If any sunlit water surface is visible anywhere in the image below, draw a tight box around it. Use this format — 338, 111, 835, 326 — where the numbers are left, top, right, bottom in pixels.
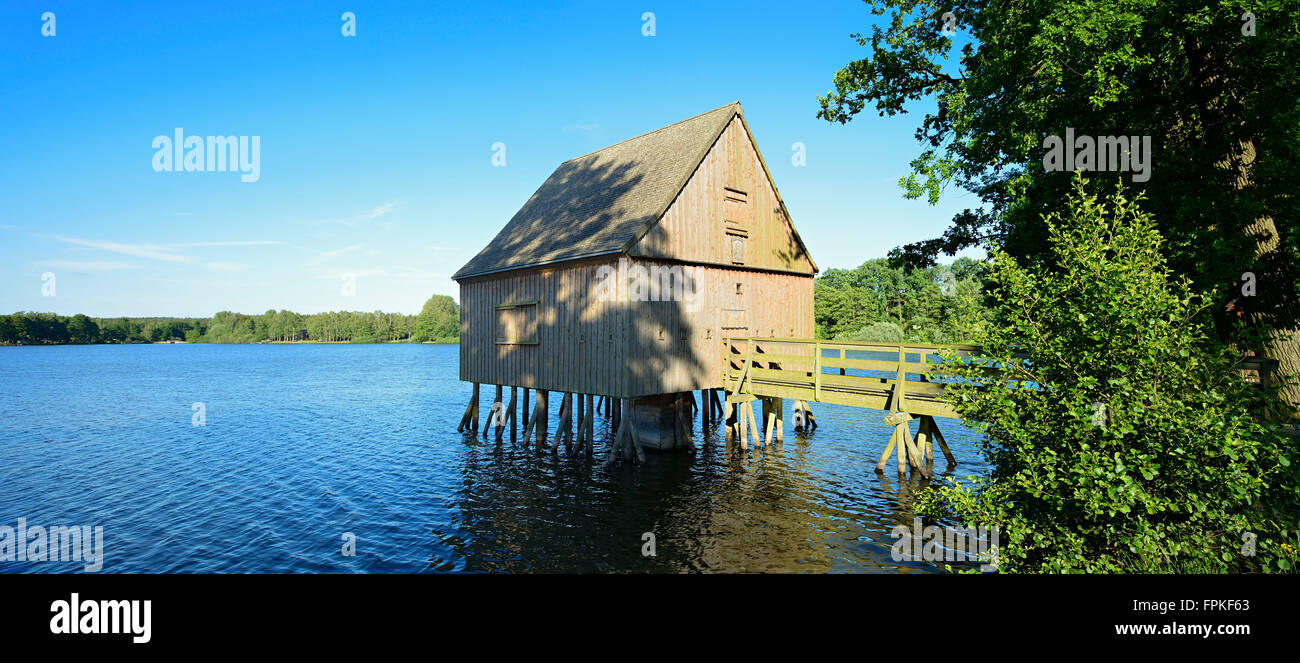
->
0, 344, 989, 573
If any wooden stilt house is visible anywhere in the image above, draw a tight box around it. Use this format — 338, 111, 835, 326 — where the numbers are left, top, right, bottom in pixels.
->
452, 102, 817, 451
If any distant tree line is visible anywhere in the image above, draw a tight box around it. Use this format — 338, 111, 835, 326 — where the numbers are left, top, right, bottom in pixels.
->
0, 295, 460, 345
814, 257, 991, 344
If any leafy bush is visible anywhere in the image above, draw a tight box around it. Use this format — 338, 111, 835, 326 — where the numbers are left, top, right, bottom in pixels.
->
843, 320, 903, 343
920, 182, 1300, 573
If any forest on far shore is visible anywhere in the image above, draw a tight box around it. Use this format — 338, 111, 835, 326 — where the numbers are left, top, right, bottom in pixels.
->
0, 295, 460, 345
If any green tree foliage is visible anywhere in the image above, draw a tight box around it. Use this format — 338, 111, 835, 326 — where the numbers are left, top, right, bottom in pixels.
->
412, 295, 460, 343
819, 1, 1300, 409
814, 258, 989, 342
65, 314, 99, 344
920, 183, 1300, 573
0, 303, 453, 345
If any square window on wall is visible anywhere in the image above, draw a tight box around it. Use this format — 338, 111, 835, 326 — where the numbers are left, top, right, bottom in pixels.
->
494, 300, 538, 345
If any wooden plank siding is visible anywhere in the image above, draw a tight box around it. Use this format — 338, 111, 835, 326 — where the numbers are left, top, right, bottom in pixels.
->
459, 255, 812, 398
632, 115, 813, 275
459, 256, 626, 397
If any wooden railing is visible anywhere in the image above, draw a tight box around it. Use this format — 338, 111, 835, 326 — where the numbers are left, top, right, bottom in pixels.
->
723, 337, 984, 419
724, 337, 1281, 417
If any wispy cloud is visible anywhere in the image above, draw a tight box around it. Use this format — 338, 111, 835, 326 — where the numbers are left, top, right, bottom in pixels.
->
304, 244, 364, 266
43, 260, 139, 272
51, 235, 195, 263
339, 202, 396, 227
204, 262, 250, 272
169, 240, 282, 248
315, 267, 389, 279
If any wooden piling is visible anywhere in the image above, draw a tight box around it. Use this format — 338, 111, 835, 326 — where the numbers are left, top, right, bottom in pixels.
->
723, 394, 735, 443
587, 394, 595, 456
537, 390, 549, 446
484, 385, 503, 437
925, 415, 956, 465
522, 388, 530, 428
507, 386, 517, 442
895, 424, 907, 473
875, 429, 898, 473
736, 399, 747, 449
457, 383, 480, 434
774, 397, 783, 443
915, 415, 930, 464
627, 399, 646, 463
759, 397, 769, 444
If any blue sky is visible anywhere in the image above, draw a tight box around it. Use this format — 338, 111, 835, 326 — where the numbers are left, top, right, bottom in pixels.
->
0, 0, 982, 317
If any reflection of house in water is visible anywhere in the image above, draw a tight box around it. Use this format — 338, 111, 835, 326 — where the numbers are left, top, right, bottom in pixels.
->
453, 102, 817, 456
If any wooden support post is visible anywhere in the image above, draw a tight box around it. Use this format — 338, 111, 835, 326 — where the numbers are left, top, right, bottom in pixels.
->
564, 393, 574, 441
537, 390, 549, 447
927, 416, 957, 465
876, 429, 898, 473
484, 385, 503, 437
471, 383, 480, 435
774, 397, 783, 443
747, 401, 762, 448
522, 398, 541, 447
794, 400, 817, 431
585, 394, 595, 455
522, 388, 530, 428
675, 394, 687, 448
507, 386, 517, 442
759, 397, 769, 444
604, 400, 627, 467
895, 424, 907, 473
457, 383, 480, 433
915, 415, 930, 464
899, 423, 929, 477
627, 399, 646, 463
724, 395, 735, 443
555, 393, 572, 454
573, 393, 585, 454
812, 341, 822, 402
736, 399, 748, 450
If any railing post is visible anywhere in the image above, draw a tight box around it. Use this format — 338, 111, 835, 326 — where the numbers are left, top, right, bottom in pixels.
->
814, 339, 822, 402
894, 344, 907, 412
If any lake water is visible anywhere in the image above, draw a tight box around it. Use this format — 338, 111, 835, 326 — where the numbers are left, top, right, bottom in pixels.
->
0, 343, 989, 573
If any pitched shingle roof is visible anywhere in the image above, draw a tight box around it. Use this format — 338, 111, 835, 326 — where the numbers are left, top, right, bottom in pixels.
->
453, 102, 742, 280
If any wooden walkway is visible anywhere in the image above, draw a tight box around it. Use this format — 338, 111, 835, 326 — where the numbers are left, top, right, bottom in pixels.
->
721, 337, 981, 476
722, 337, 1282, 476
722, 337, 979, 419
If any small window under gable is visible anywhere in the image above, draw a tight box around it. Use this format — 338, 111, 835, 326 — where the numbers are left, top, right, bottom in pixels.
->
495, 300, 538, 345
724, 187, 749, 226
727, 228, 748, 265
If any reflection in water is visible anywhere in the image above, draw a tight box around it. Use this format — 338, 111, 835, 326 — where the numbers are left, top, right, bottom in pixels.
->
0, 344, 988, 574
446, 403, 986, 573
